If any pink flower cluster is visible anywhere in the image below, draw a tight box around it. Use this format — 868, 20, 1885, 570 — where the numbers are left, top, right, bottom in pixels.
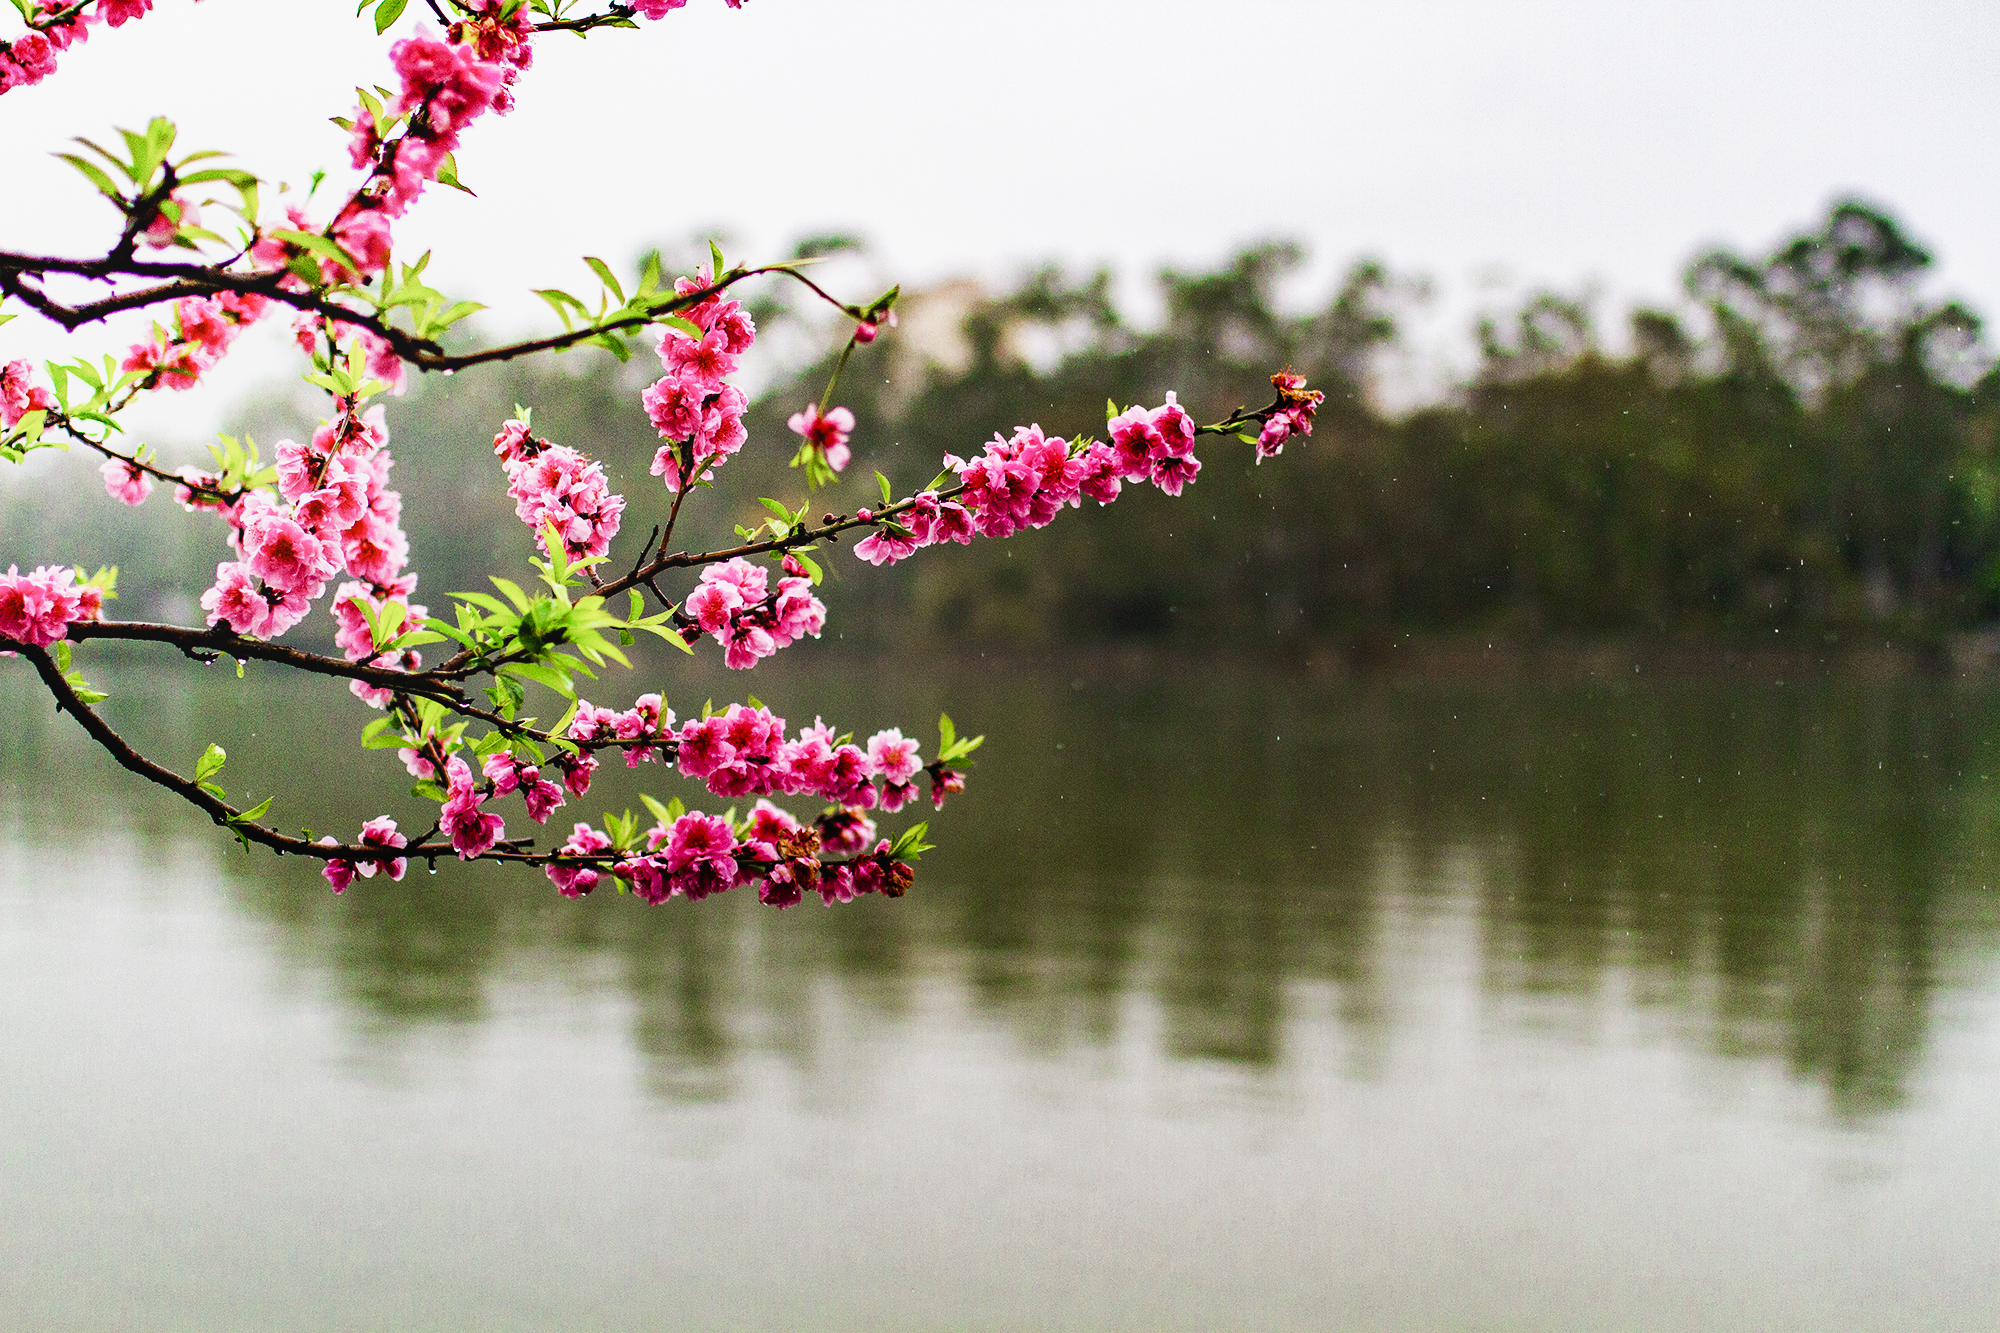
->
1106, 392, 1201, 496
120, 292, 268, 394
1256, 370, 1327, 461
555, 693, 952, 815
675, 703, 928, 812
787, 402, 854, 474
439, 754, 506, 859
281, 26, 509, 298
99, 456, 153, 506
492, 419, 626, 560
548, 809, 735, 902
482, 750, 566, 824
319, 817, 409, 893
198, 404, 413, 642
0, 565, 103, 647
282, 309, 406, 395
330, 575, 426, 707
631, 0, 747, 17
0, 0, 173, 95
0, 359, 55, 428
683, 557, 825, 669
445, 0, 534, 114
379, 31, 503, 215
644, 276, 756, 491
567, 693, 673, 778
854, 397, 1205, 568
546, 801, 908, 909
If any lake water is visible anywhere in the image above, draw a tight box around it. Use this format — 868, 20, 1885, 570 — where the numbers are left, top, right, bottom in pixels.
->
2, 658, 1998, 1330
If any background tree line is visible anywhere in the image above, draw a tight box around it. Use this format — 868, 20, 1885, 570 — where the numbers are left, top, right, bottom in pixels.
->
9, 200, 1999, 655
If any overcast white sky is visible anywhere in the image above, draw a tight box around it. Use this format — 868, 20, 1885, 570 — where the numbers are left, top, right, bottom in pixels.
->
2, 0, 1995, 424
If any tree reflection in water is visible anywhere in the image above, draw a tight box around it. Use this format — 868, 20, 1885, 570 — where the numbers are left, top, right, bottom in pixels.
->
6, 657, 1993, 1117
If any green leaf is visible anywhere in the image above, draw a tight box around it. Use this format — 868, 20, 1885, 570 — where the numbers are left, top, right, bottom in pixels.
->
272, 228, 361, 275
504, 662, 575, 699
488, 576, 531, 612
233, 796, 275, 824
374, 0, 407, 32
889, 821, 934, 860
435, 152, 474, 195
54, 153, 123, 202
434, 299, 484, 331
708, 239, 726, 282
195, 743, 227, 783
658, 313, 702, 340
583, 256, 624, 304
876, 470, 893, 506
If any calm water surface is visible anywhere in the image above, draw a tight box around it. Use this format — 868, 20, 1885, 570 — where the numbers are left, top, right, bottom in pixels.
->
2, 660, 1998, 1330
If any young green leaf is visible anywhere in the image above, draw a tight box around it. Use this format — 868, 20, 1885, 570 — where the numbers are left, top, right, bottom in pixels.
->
195, 743, 227, 784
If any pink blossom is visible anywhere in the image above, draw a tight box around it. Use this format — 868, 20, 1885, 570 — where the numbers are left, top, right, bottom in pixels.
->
340, 511, 410, 586
0, 565, 89, 648
321, 849, 357, 894
685, 558, 824, 669
547, 822, 611, 898
439, 755, 506, 859
675, 714, 737, 779
138, 193, 198, 249
1108, 404, 1162, 480
345, 816, 410, 881
492, 419, 538, 467
98, 0, 153, 27
865, 728, 922, 784
1151, 446, 1200, 497
392, 32, 504, 139
854, 527, 920, 566
661, 810, 739, 901
121, 335, 208, 390
555, 751, 598, 798
200, 562, 269, 636
787, 403, 855, 474
930, 767, 966, 809
218, 291, 269, 324
1076, 442, 1123, 504
1, 361, 50, 426
328, 207, 394, 280
483, 751, 565, 822
619, 857, 670, 904
274, 438, 328, 500
176, 297, 233, 356
520, 771, 565, 823
658, 325, 738, 387
99, 457, 153, 506
244, 512, 336, 596
502, 441, 625, 559
642, 374, 706, 442
481, 751, 523, 794
692, 383, 749, 459
815, 805, 877, 857
817, 861, 859, 906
